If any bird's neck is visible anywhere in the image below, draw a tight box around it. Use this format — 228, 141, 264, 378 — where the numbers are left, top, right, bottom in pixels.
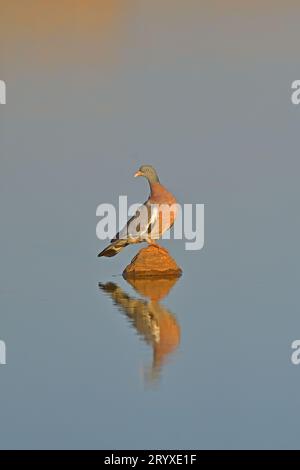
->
149, 181, 161, 198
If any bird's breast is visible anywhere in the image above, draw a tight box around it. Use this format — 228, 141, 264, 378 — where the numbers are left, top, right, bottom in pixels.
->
148, 184, 178, 237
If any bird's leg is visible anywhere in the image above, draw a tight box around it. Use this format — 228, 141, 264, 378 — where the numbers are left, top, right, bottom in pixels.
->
145, 238, 169, 254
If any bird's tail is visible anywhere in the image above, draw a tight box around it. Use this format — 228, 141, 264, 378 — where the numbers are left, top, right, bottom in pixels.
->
98, 239, 129, 258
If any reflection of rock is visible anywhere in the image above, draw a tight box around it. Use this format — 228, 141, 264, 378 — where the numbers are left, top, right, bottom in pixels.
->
125, 276, 178, 302
99, 276, 181, 383
123, 245, 182, 279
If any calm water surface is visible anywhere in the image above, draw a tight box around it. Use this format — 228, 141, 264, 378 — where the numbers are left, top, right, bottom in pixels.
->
0, 1, 299, 449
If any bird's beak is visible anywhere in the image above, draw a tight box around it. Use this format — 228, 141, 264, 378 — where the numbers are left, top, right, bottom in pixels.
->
134, 170, 143, 177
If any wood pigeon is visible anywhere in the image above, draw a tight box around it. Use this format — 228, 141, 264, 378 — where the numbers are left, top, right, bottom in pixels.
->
98, 165, 178, 257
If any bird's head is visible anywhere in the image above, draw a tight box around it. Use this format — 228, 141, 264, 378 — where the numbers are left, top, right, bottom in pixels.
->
134, 165, 160, 184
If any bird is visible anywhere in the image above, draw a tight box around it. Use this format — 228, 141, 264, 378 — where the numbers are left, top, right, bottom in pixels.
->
98, 165, 178, 257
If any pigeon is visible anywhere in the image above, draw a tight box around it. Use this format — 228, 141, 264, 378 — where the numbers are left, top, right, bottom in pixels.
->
98, 165, 178, 257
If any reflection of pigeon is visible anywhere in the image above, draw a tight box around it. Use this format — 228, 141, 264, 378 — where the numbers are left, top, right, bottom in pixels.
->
98, 165, 178, 257
99, 280, 180, 382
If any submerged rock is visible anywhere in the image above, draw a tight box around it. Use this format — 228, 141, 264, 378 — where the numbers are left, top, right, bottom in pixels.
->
123, 245, 182, 279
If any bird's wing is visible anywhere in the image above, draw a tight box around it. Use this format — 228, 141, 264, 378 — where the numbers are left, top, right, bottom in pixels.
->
111, 201, 159, 242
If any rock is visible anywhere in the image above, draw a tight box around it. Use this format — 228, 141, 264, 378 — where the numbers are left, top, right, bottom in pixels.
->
123, 245, 182, 279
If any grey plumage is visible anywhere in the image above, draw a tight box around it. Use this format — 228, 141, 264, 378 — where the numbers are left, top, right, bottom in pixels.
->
98, 202, 158, 257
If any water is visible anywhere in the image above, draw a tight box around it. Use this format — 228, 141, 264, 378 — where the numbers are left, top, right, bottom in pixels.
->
99, 275, 182, 386
0, 1, 300, 449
